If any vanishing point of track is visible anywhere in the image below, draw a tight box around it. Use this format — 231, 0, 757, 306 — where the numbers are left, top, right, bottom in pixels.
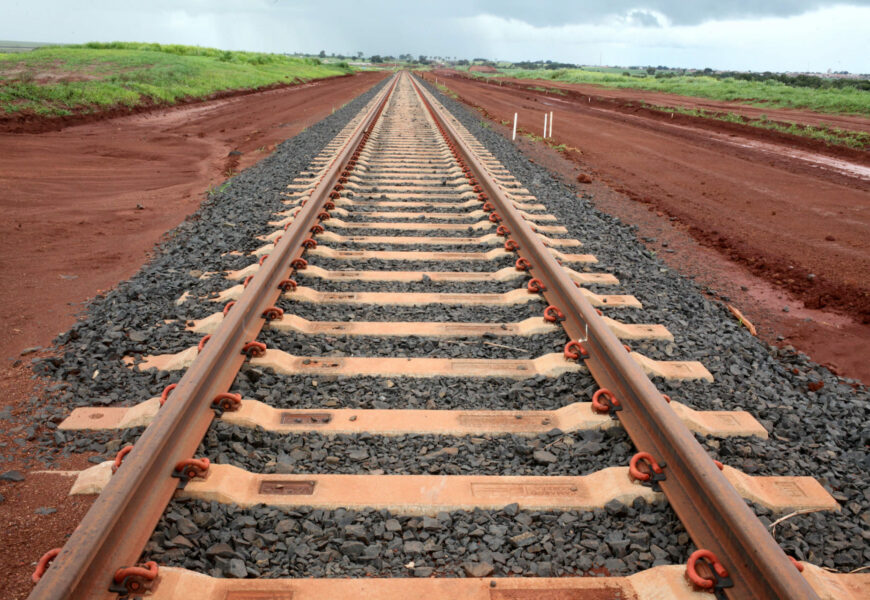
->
27, 73, 866, 599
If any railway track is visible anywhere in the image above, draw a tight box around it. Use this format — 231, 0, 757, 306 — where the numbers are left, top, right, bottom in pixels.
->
26, 73, 867, 599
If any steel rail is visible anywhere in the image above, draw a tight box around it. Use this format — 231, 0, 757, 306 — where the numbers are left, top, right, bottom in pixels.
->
409, 74, 819, 600
28, 74, 398, 600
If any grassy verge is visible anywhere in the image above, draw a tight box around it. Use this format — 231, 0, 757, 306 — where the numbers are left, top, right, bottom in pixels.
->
434, 81, 459, 100
479, 68, 870, 116
643, 103, 870, 150
0, 42, 353, 117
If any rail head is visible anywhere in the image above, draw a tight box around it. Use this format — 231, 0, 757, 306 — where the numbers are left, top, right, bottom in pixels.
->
409, 74, 820, 600
28, 75, 399, 600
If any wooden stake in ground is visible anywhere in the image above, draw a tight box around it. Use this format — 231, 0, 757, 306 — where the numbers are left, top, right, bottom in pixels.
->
727, 304, 757, 336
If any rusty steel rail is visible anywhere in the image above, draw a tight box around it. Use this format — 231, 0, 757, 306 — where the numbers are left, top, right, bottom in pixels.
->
28, 75, 398, 600
409, 75, 820, 600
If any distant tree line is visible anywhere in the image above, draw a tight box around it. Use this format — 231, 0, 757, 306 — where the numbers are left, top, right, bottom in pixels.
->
305, 52, 870, 89
710, 71, 870, 91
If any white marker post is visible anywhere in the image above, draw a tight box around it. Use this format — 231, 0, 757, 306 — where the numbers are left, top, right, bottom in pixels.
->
549, 111, 553, 138
512, 113, 517, 141
543, 113, 548, 139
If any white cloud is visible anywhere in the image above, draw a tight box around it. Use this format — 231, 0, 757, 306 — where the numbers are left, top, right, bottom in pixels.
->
456, 5, 870, 71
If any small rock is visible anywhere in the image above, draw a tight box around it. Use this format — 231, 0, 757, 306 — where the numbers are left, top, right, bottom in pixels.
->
35, 507, 57, 515
340, 541, 366, 558
385, 518, 402, 532
206, 542, 235, 558
509, 531, 536, 548
404, 540, 424, 554
413, 566, 434, 577
604, 499, 627, 516
276, 519, 297, 534
345, 524, 368, 539
533, 450, 558, 464
0, 470, 24, 482
168, 534, 194, 549
225, 558, 247, 578
462, 561, 494, 577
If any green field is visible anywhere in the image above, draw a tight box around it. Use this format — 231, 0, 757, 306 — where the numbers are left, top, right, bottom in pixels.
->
482, 68, 870, 116
0, 42, 353, 117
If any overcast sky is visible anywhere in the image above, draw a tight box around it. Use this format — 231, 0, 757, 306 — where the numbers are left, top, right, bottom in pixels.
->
3, 0, 869, 72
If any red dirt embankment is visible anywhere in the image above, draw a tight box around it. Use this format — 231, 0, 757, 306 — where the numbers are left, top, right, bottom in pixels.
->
422, 71, 870, 383
450, 70, 870, 136
0, 70, 387, 363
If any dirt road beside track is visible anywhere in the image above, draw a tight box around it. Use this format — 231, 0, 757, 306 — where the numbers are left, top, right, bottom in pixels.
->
0, 70, 387, 363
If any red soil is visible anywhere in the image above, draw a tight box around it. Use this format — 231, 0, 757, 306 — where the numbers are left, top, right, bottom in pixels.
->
421, 71, 870, 383
0, 70, 386, 600
0, 70, 387, 364
461, 71, 870, 135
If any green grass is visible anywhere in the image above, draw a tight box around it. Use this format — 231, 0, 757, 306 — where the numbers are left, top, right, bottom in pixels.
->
491, 68, 870, 116
434, 81, 458, 100
0, 42, 353, 116
643, 102, 870, 149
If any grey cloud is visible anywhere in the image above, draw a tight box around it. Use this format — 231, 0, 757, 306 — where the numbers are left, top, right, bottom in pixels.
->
412, 0, 870, 26
626, 9, 663, 28
23, 0, 870, 28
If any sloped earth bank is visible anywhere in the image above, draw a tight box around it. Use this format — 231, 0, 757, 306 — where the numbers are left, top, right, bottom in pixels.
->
419, 71, 870, 384
0, 72, 386, 600
431, 69, 870, 138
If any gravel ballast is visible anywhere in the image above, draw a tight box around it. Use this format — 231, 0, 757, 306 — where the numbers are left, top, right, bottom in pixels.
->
199, 421, 632, 476
144, 498, 688, 578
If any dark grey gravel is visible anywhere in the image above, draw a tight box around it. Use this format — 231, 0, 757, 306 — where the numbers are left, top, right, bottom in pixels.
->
231, 371, 597, 411
281, 299, 545, 324
143, 498, 687, 578
258, 330, 568, 360
199, 421, 631, 476
309, 256, 516, 273
294, 274, 523, 295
